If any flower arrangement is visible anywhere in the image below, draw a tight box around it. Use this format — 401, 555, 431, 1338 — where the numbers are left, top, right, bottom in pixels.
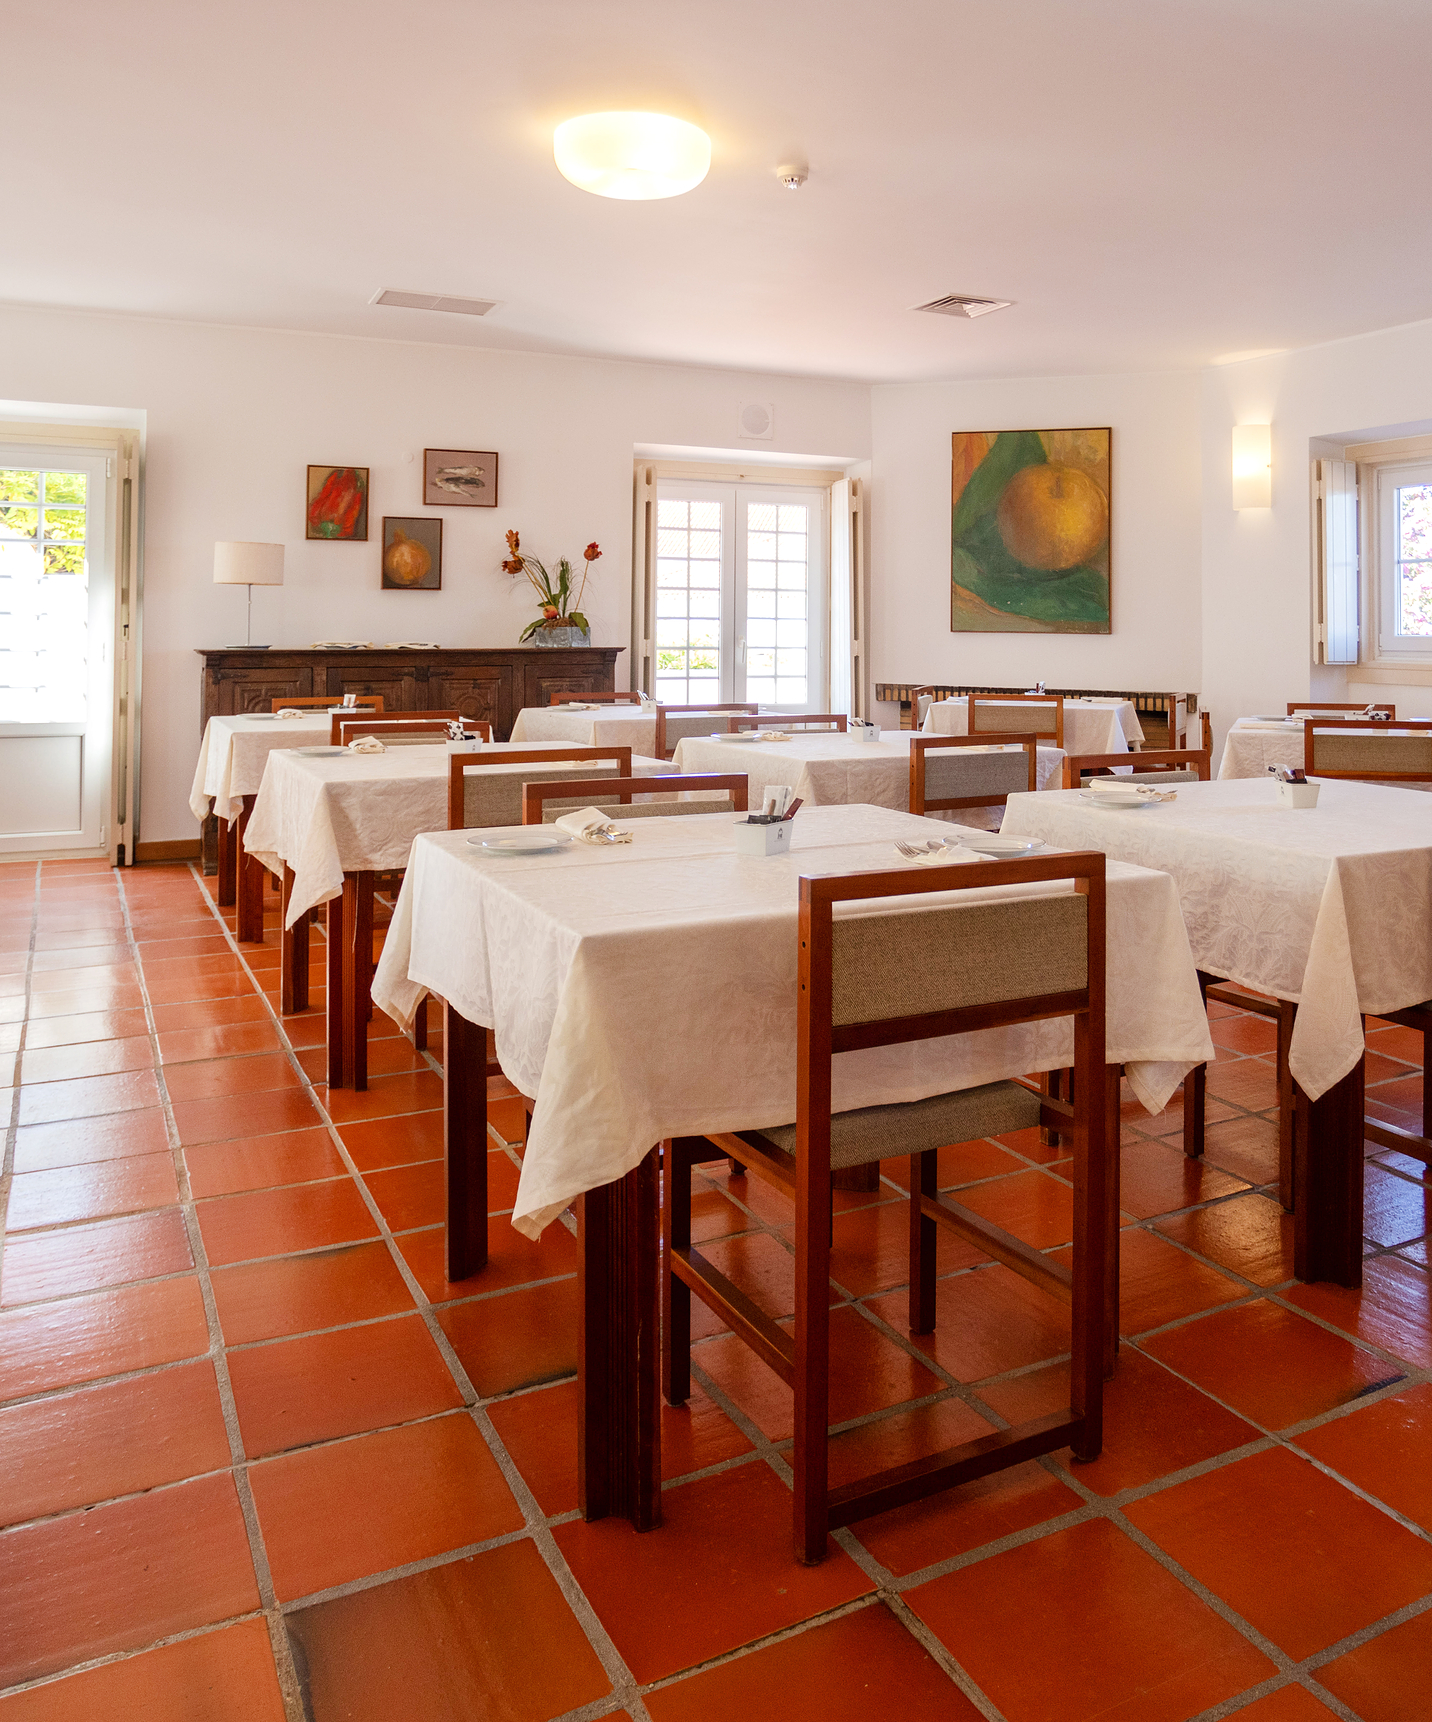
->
502, 531, 602, 642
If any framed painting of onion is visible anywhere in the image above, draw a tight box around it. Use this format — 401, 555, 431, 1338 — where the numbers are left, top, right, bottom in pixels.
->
381, 516, 442, 590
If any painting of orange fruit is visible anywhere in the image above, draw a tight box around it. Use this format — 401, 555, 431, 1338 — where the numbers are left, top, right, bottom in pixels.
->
951, 428, 1111, 633
381, 516, 442, 590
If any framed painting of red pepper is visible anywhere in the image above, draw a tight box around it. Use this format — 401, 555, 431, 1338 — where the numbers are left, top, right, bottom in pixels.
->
306, 465, 369, 541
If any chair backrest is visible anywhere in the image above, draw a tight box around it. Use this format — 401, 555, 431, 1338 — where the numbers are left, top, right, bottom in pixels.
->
447, 745, 634, 828
653, 704, 758, 758
910, 734, 1037, 814
1200, 710, 1212, 754
1303, 719, 1432, 780
1289, 701, 1395, 717
521, 772, 749, 823
968, 694, 1064, 748
1140, 693, 1186, 750
548, 690, 643, 705
1062, 747, 1211, 789
731, 713, 848, 735
330, 710, 464, 745
272, 694, 385, 713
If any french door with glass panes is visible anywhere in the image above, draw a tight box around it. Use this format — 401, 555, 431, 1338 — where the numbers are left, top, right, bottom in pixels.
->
653, 480, 828, 711
0, 445, 117, 856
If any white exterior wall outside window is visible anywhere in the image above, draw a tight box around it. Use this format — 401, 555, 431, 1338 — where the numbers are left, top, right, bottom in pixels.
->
653, 479, 828, 710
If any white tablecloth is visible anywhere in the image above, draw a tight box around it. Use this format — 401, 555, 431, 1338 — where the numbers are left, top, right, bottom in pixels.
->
372, 803, 1213, 1237
1217, 717, 1307, 780
189, 714, 331, 824
924, 697, 1144, 756
672, 730, 1064, 816
509, 704, 658, 756
1002, 777, 1432, 1101
243, 743, 669, 926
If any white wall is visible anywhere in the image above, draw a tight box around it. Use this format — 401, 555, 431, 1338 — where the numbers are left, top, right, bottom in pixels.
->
868, 370, 1203, 711
0, 306, 870, 841
1200, 318, 1432, 756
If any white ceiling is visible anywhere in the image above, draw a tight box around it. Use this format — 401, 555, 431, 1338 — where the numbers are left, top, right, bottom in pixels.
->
6, 0, 1430, 382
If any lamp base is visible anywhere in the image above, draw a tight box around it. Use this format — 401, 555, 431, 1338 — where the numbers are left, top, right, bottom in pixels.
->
219, 643, 273, 650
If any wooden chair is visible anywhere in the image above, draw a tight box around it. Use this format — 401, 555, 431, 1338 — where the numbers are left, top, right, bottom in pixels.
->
1301, 718, 1432, 782
271, 694, 385, 713
909, 733, 1037, 815
548, 690, 643, 705
1288, 701, 1395, 718
731, 713, 849, 735
654, 704, 759, 759
1363, 1004, 1432, 1176
330, 713, 480, 745
1061, 747, 1211, 789
1139, 694, 1187, 750
908, 686, 942, 728
969, 694, 1064, 749
447, 746, 634, 829
521, 773, 749, 822
663, 852, 1111, 1564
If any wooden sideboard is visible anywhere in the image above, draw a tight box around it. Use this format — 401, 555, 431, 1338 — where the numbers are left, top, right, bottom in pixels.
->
195, 644, 624, 870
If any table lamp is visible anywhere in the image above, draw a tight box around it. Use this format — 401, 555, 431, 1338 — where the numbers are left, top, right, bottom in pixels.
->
214, 541, 284, 648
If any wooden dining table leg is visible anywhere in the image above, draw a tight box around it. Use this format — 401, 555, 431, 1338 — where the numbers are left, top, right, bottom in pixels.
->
443, 1002, 488, 1281
1277, 1000, 1297, 1210
1293, 1059, 1365, 1287
216, 811, 237, 907
577, 1148, 661, 1531
236, 795, 265, 943
1104, 1062, 1121, 1378
280, 865, 308, 1016
342, 871, 374, 1092
326, 888, 346, 1089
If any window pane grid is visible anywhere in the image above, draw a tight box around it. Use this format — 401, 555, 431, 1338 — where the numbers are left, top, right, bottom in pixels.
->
744, 499, 808, 707
0, 465, 89, 722
654, 495, 722, 703
1396, 483, 1432, 638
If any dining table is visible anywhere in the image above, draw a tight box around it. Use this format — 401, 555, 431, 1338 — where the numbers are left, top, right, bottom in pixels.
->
671, 729, 1065, 820
1001, 775, 1432, 1283
242, 741, 669, 1087
189, 710, 332, 939
508, 701, 659, 756
1218, 713, 1432, 781
923, 696, 1145, 756
371, 800, 1213, 1530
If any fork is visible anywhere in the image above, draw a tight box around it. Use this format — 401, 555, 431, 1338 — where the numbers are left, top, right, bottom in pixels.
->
893, 839, 944, 858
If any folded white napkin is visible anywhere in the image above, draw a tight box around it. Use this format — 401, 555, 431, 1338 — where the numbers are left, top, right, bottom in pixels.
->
725, 729, 791, 743
273, 707, 303, 719
554, 807, 632, 844
347, 735, 386, 754
1087, 778, 1176, 802
564, 702, 600, 710
310, 641, 372, 649
911, 845, 985, 866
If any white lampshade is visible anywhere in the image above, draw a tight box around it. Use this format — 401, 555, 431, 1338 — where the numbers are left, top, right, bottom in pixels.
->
214, 541, 284, 585
1231, 426, 1272, 510
554, 112, 710, 200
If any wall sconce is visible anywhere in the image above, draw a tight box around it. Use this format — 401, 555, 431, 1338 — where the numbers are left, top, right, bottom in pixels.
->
1232, 424, 1272, 509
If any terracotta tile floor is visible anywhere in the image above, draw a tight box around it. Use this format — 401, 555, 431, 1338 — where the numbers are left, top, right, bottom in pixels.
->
3, 860, 1432, 1720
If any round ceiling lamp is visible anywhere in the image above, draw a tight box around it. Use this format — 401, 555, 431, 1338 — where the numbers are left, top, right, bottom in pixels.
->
553, 112, 710, 200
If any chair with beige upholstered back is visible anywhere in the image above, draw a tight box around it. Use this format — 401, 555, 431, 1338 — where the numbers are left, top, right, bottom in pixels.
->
1302, 718, 1432, 783
730, 713, 848, 736
663, 852, 1112, 1564
446, 746, 634, 829
909, 733, 1037, 816
1288, 701, 1395, 718
1061, 747, 1211, 789
330, 712, 471, 745
548, 690, 643, 705
653, 704, 759, 759
968, 694, 1064, 748
521, 773, 749, 823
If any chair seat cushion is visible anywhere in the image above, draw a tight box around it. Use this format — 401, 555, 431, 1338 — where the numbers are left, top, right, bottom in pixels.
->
747, 1079, 1042, 1170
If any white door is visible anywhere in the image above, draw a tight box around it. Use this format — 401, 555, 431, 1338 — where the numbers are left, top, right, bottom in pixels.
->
0, 445, 117, 857
653, 480, 828, 711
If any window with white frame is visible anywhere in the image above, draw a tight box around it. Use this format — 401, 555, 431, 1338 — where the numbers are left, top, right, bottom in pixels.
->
1372, 458, 1432, 662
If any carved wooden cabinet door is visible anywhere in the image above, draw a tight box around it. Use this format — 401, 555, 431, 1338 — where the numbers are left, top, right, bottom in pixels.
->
209, 664, 314, 716
425, 668, 514, 736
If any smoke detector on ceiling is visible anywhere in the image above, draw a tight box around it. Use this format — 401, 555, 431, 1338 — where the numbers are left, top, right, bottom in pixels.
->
775, 162, 807, 191
739, 402, 775, 440
914, 294, 1013, 319
370, 289, 500, 317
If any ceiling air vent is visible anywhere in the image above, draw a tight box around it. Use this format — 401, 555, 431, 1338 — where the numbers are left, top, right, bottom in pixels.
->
370, 289, 499, 317
739, 401, 774, 440
914, 294, 1012, 319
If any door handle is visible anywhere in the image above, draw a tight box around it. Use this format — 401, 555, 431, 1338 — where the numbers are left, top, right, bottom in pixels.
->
737, 636, 746, 665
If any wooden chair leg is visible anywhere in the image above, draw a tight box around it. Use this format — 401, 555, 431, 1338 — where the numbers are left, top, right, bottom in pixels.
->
1277, 999, 1296, 1210
662, 1139, 692, 1407
280, 865, 308, 1016
346, 871, 374, 1092
236, 796, 264, 943
793, 1142, 833, 1566
1104, 1063, 1121, 1381
1182, 1062, 1206, 1159
908, 1149, 937, 1335
413, 992, 428, 1053
326, 890, 345, 1089
1041, 1068, 1067, 1147
443, 1002, 488, 1281
216, 812, 236, 907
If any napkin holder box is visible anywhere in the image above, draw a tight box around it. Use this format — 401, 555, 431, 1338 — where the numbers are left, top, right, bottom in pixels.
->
850, 721, 881, 741
445, 739, 485, 756
734, 817, 792, 856
1275, 779, 1320, 808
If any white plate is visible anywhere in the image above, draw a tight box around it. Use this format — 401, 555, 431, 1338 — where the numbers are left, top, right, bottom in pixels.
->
1078, 790, 1159, 809
471, 833, 575, 855
243, 712, 278, 721
711, 731, 763, 741
954, 835, 1046, 857
294, 746, 349, 757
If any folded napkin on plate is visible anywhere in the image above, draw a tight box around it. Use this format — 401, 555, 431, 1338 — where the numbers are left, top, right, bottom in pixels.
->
913, 845, 987, 866
563, 702, 600, 710
1087, 778, 1176, 802
727, 729, 791, 742
273, 707, 303, 719
347, 736, 386, 754
554, 807, 633, 845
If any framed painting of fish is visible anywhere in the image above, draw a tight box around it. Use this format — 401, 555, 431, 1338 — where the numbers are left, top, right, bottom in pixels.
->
306, 465, 369, 541
423, 448, 498, 508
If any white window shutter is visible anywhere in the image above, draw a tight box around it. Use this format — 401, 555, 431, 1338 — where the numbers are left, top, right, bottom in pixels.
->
1319, 459, 1359, 664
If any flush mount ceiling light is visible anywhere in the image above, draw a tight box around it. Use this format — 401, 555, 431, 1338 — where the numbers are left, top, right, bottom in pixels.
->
553, 112, 710, 200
